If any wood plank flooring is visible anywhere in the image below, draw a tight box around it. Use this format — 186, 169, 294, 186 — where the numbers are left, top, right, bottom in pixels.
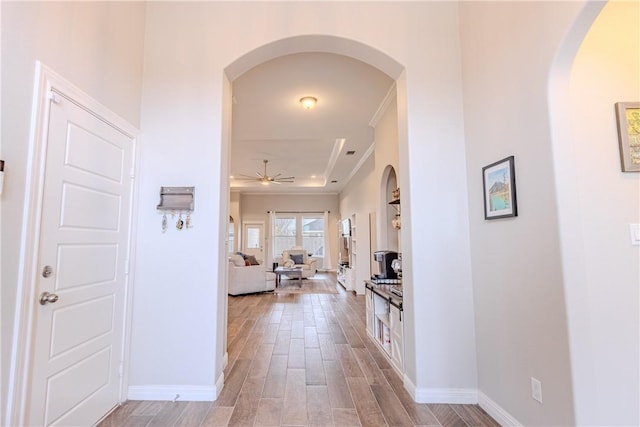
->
100, 273, 498, 427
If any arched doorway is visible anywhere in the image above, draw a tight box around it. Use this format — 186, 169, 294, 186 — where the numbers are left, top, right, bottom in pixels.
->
549, 1, 639, 424
220, 34, 407, 379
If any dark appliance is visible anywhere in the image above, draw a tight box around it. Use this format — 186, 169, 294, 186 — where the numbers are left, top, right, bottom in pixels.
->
373, 250, 398, 279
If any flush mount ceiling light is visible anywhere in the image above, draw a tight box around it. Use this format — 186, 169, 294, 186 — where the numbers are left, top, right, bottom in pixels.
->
300, 96, 318, 110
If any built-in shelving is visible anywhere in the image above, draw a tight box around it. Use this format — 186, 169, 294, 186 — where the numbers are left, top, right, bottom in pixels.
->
389, 198, 400, 230
365, 281, 403, 374
337, 213, 370, 295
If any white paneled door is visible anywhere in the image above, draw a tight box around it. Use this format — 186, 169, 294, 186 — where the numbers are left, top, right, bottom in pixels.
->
26, 91, 135, 426
243, 223, 264, 263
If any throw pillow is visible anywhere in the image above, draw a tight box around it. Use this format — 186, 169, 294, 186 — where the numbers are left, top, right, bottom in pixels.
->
283, 259, 295, 268
245, 260, 251, 266
230, 254, 246, 267
290, 254, 304, 265
246, 255, 259, 265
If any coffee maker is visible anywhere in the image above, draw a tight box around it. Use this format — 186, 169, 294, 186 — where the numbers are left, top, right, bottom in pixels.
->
372, 250, 399, 280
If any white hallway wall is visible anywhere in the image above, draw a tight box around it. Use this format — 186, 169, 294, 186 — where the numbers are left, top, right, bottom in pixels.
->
564, 2, 639, 424
132, 1, 478, 403
339, 93, 399, 259
0, 2, 146, 423
461, 1, 639, 425
459, 2, 582, 423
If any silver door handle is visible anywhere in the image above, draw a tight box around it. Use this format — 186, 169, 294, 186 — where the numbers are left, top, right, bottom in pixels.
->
39, 292, 59, 305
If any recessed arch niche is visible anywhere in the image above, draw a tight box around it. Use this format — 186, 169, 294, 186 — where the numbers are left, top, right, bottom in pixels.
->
379, 165, 399, 252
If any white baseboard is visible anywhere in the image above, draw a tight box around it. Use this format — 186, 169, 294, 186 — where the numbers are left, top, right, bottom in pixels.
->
414, 388, 478, 404
128, 385, 216, 401
401, 377, 520, 426
478, 391, 522, 426
403, 375, 478, 404
215, 371, 225, 399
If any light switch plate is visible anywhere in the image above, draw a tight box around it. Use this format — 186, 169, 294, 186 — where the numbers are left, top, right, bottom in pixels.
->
630, 224, 640, 246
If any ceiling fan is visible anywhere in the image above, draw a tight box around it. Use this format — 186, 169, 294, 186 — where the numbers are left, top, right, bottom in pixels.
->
237, 159, 295, 185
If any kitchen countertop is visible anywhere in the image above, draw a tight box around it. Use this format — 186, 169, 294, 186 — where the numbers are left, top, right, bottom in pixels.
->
365, 280, 403, 310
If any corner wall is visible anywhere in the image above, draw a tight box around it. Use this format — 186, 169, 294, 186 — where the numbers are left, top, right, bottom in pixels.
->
459, 1, 593, 425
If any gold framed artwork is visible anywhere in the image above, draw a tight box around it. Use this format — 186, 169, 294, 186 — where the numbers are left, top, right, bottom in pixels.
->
615, 102, 640, 172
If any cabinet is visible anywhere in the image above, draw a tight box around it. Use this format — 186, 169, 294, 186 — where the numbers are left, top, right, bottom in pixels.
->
365, 281, 403, 374
365, 287, 374, 336
389, 304, 403, 369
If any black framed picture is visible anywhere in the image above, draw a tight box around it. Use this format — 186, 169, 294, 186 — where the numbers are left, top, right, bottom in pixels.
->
482, 156, 517, 220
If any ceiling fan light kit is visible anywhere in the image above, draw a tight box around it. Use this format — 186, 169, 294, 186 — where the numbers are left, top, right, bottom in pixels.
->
237, 159, 295, 185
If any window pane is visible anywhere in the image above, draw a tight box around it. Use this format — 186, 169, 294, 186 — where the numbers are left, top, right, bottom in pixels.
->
274, 217, 296, 255
246, 227, 260, 249
302, 216, 324, 256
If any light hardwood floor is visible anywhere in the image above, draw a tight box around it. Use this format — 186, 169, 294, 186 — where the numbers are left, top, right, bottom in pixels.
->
100, 273, 498, 427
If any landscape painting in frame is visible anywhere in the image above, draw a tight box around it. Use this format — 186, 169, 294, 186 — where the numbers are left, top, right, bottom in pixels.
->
482, 156, 517, 220
615, 102, 640, 172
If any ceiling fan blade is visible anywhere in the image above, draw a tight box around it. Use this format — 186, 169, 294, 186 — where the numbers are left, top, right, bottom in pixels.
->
236, 174, 259, 180
237, 160, 293, 184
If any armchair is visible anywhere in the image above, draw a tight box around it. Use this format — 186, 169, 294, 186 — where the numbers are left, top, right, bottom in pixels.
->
281, 247, 318, 278
228, 254, 275, 295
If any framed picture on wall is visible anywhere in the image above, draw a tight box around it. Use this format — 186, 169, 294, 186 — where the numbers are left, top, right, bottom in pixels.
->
615, 102, 640, 172
482, 156, 517, 220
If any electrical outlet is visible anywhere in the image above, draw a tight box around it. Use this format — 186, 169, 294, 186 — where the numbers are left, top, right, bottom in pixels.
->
531, 377, 543, 403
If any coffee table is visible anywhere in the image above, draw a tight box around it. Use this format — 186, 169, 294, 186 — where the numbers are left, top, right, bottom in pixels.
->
274, 266, 303, 288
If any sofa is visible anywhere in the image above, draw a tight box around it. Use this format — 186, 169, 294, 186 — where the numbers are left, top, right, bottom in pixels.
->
228, 254, 275, 295
280, 247, 318, 279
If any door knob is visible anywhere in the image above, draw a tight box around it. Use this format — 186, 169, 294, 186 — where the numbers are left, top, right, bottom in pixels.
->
39, 292, 59, 305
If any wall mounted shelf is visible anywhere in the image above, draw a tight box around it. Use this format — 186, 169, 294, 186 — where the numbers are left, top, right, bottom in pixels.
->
157, 186, 195, 212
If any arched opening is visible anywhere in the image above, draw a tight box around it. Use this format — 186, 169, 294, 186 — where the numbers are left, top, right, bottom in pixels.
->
549, 1, 638, 424
220, 35, 408, 382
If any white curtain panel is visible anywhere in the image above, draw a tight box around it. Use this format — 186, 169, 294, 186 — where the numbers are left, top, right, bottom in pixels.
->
268, 210, 276, 267
323, 211, 333, 270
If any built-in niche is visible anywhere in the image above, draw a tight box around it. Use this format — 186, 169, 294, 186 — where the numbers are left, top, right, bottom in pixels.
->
380, 165, 399, 252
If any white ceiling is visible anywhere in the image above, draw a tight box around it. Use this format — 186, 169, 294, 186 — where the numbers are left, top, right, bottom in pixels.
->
230, 52, 394, 194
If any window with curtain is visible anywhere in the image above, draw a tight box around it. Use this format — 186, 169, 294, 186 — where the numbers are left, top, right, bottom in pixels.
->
228, 216, 235, 253
274, 216, 296, 256
274, 213, 325, 258
302, 215, 324, 256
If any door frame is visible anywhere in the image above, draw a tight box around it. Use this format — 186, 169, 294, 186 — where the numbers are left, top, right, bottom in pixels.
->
6, 62, 141, 426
